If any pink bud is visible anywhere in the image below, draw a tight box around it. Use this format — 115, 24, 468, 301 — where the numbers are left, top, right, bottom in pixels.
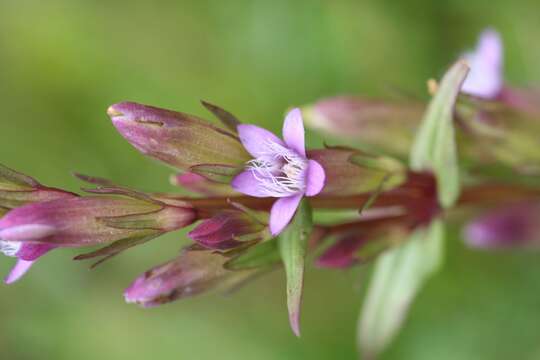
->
188, 210, 266, 250
464, 202, 540, 249
107, 102, 250, 171
124, 247, 256, 307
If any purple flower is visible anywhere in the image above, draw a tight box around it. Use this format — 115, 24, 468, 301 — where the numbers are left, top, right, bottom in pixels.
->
462, 29, 503, 99
0, 194, 196, 282
0, 242, 56, 284
231, 109, 325, 235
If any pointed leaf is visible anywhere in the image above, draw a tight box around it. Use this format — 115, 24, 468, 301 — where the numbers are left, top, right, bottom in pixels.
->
410, 61, 470, 208
278, 198, 313, 337
358, 219, 445, 358
0, 163, 40, 190
74, 233, 159, 268
201, 100, 242, 132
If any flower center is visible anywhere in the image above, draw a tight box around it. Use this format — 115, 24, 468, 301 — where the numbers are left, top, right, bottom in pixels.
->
247, 140, 307, 197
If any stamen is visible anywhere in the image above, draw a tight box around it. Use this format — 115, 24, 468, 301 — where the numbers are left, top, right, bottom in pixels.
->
0, 240, 21, 257
246, 140, 308, 197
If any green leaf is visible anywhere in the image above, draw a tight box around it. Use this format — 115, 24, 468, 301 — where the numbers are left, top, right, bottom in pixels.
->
0, 163, 40, 190
224, 239, 281, 270
74, 232, 159, 268
358, 219, 445, 359
410, 61, 470, 208
278, 198, 313, 337
201, 100, 242, 132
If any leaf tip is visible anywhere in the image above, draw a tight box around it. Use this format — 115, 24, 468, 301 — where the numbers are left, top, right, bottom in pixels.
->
289, 310, 301, 337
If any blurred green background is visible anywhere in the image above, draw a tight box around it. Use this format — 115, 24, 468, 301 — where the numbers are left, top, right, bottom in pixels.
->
1, 1, 540, 359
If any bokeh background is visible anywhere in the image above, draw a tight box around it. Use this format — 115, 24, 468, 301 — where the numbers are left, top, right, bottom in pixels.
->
1, 1, 540, 359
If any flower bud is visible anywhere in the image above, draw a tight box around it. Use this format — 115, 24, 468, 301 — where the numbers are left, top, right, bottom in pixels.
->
303, 97, 424, 157
188, 210, 267, 250
307, 148, 406, 196
457, 97, 540, 173
124, 246, 256, 307
0, 163, 76, 211
316, 234, 367, 269
316, 224, 408, 269
464, 202, 540, 248
107, 102, 250, 172
0, 196, 195, 247
498, 87, 540, 116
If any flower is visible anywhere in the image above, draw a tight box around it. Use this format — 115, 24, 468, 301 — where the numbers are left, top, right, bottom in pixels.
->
0, 163, 78, 283
231, 108, 325, 235
0, 242, 56, 284
0, 192, 196, 282
461, 29, 503, 99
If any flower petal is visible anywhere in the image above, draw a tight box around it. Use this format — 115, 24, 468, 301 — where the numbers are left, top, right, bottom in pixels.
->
305, 160, 325, 196
269, 194, 303, 236
282, 108, 305, 157
4, 259, 34, 284
462, 29, 503, 99
17, 243, 57, 261
0, 224, 56, 241
231, 171, 268, 198
237, 124, 284, 158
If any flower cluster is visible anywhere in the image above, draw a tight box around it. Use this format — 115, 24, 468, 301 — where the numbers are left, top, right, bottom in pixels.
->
1, 28, 539, 358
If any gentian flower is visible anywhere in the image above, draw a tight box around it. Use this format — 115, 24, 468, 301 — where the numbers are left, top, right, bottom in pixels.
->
0, 242, 57, 284
0, 190, 196, 282
461, 29, 503, 99
231, 109, 325, 235
0, 163, 78, 283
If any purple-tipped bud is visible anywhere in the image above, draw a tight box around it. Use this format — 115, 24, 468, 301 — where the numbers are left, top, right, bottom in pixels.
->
107, 102, 250, 171
0, 196, 195, 247
316, 235, 367, 269
0, 163, 76, 211
0, 187, 196, 283
188, 210, 267, 250
303, 97, 424, 157
315, 226, 402, 269
124, 247, 255, 307
464, 202, 540, 248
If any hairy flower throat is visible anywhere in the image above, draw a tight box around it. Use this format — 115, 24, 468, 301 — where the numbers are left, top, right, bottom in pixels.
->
246, 140, 307, 197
